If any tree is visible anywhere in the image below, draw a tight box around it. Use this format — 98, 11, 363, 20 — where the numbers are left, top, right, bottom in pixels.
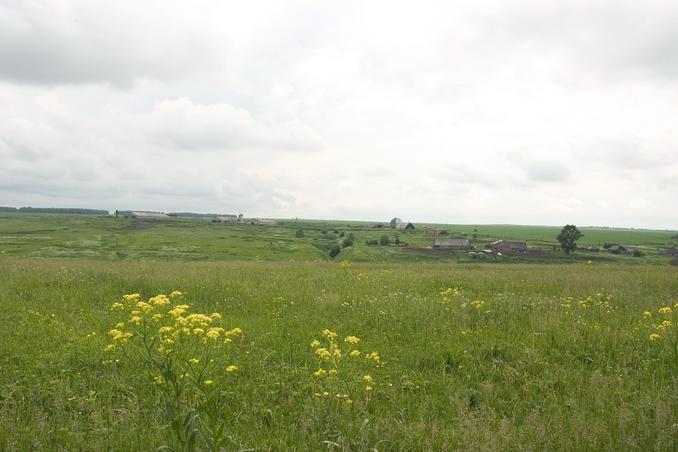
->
379, 235, 391, 246
557, 225, 582, 254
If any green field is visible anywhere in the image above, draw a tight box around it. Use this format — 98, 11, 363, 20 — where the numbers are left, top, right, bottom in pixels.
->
1, 214, 677, 450
0, 214, 675, 264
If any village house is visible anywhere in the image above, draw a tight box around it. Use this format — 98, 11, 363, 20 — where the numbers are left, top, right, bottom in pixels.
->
432, 238, 471, 249
607, 245, 628, 254
489, 240, 528, 253
659, 246, 678, 257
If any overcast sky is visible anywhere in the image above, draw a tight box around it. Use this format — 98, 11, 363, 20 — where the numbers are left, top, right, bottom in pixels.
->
1, 0, 677, 229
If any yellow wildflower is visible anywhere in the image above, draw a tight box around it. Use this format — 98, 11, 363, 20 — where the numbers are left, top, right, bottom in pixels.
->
643, 311, 652, 318
189, 358, 199, 364
129, 316, 142, 325
363, 374, 373, 383
159, 326, 173, 334
111, 302, 124, 310
226, 365, 238, 373
193, 328, 204, 336
136, 301, 153, 312
329, 369, 338, 376
349, 350, 361, 357
365, 386, 373, 391
152, 314, 162, 322
649, 333, 661, 341
203, 380, 214, 386
104, 344, 115, 352
169, 290, 184, 298
210, 312, 222, 320
344, 336, 360, 345
169, 305, 190, 318
313, 368, 327, 378
154, 376, 165, 385
322, 329, 337, 339
658, 306, 672, 315
122, 293, 141, 302
315, 348, 331, 359
225, 327, 242, 337
149, 295, 170, 307
206, 327, 224, 340
310, 340, 321, 348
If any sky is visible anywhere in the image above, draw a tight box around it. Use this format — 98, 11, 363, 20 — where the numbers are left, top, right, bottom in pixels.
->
0, 0, 677, 229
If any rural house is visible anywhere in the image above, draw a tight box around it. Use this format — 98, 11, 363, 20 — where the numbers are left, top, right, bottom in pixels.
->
608, 245, 628, 254
659, 247, 678, 257
489, 240, 528, 252
433, 238, 471, 249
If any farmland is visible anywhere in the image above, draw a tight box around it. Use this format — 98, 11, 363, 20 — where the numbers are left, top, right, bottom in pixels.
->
0, 214, 677, 450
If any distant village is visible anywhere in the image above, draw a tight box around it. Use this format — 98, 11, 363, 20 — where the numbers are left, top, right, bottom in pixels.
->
115, 210, 678, 259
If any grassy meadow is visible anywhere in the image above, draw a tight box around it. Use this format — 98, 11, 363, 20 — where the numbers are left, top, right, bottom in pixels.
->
1, 214, 677, 450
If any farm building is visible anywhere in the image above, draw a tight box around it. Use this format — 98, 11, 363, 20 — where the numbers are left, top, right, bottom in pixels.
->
659, 247, 678, 257
395, 221, 415, 230
608, 245, 629, 254
433, 238, 471, 249
390, 217, 414, 230
211, 215, 238, 223
489, 240, 528, 252
126, 211, 171, 219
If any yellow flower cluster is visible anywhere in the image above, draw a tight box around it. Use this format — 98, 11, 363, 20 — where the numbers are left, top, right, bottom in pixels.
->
440, 287, 461, 304
561, 293, 613, 314
309, 329, 382, 407
643, 304, 677, 342
105, 292, 242, 388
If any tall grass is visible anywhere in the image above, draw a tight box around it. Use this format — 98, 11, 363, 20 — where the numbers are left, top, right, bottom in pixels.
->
0, 258, 676, 450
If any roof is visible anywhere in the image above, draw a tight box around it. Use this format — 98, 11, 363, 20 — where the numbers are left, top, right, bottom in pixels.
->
395, 221, 414, 229
130, 211, 170, 218
434, 238, 470, 247
490, 240, 527, 249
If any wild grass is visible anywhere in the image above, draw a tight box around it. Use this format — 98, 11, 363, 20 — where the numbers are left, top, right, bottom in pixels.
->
1, 257, 676, 450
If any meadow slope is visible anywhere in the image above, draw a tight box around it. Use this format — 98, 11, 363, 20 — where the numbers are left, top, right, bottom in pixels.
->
1, 258, 677, 450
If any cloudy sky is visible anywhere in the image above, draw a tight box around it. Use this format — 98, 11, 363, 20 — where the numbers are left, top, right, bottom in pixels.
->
1, 0, 677, 229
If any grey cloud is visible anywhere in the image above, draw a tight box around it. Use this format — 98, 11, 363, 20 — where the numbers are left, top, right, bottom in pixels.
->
0, 2, 223, 87
486, 2, 678, 81
143, 97, 322, 152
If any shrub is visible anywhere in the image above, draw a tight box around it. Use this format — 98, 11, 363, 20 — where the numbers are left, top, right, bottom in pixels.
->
329, 245, 341, 258
295, 229, 304, 238
379, 235, 390, 246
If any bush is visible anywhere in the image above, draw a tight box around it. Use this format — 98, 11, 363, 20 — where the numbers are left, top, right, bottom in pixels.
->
379, 235, 390, 246
329, 245, 341, 259
342, 233, 355, 249
632, 249, 643, 257
295, 229, 304, 238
